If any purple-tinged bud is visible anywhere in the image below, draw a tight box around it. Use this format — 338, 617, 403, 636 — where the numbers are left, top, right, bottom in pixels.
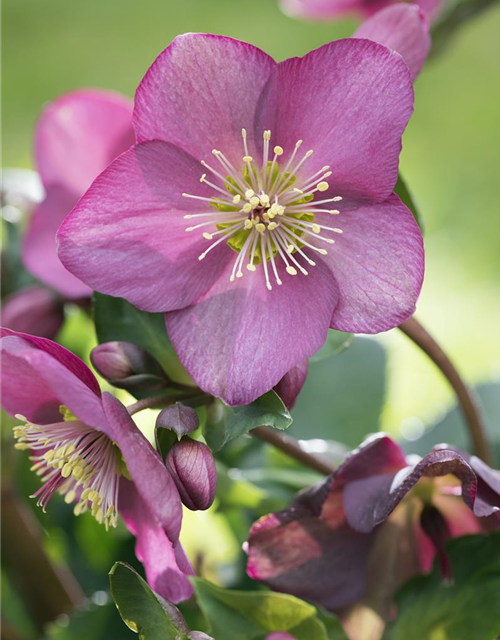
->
166, 438, 216, 511
91, 341, 167, 392
1, 286, 64, 340
265, 633, 297, 640
156, 403, 199, 439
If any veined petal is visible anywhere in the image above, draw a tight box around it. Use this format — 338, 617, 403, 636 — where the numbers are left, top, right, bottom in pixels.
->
119, 479, 194, 603
255, 39, 414, 208
134, 34, 276, 165
166, 259, 338, 406
102, 393, 183, 543
57, 141, 233, 312
316, 193, 424, 333
354, 4, 430, 81
35, 89, 134, 194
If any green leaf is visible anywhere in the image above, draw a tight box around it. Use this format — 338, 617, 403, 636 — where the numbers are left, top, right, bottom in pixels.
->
204, 391, 292, 450
290, 337, 386, 446
192, 578, 331, 640
400, 382, 500, 467
388, 534, 500, 640
93, 293, 192, 385
394, 174, 423, 230
109, 562, 190, 640
310, 329, 354, 363
46, 601, 136, 640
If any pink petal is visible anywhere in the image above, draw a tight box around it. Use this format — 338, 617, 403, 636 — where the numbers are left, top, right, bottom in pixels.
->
0, 329, 105, 429
1, 286, 64, 339
255, 38, 414, 208
165, 259, 339, 406
317, 193, 424, 333
273, 360, 309, 410
119, 479, 194, 603
57, 141, 232, 312
354, 4, 430, 80
280, 0, 366, 20
23, 187, 91, 298
134, 34, 276, 165
102, 393, 183, 543
35, 89, 134, 195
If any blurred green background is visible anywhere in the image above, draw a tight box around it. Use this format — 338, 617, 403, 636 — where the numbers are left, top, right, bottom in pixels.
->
2, 0, 500, 637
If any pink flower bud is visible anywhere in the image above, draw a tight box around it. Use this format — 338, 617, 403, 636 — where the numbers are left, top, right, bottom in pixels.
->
166, 438, 216, 511
91, 341, 167, 392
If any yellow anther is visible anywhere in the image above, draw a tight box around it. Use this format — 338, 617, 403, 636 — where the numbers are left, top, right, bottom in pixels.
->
317, 182, 329, 192
61, 463, 73, 478
273, 146, 284, 156
236, 271, 243, 278
333, 228, 343, 234
203, 232, 213, 240
72, 465, 84, 479
260, 194, 270, 206
277, 206, 285, 215
293, 188, 304, 195
263, 130, 271, 140
268, 222, 277, 230
256, 223, 266, 234
318, 249, 328, 255
89, 490, 99, 502
106, 505, 115, 517
286, 266, 298, 276
244, 220, 253, 230
200, 173, 206, 183
287, 245, 294, 253
233, 194, 241, 204
243, 155, 253, 163
242, 128, 247, 139
246, 264, 257, 272
14, 443, 29, 450
296, 140, 303, 148
250, 196, 260, 207
245, 189, 255, 198
333, 196, 342, 202
80, 488, 92, 501
64, 490, 76, 504
201, 160, 207, 167
324, 171, 332, 178
43, 450, 55, 462
330, 210, 340, 215
312, 224, 321, 234
305, 150, 314, 157
242, 203, 252, 214
212, 149, 220, 156
262, 212, 270, 221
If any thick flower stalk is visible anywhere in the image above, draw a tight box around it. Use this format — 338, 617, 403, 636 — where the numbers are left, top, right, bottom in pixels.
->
246, 434, 500, 612
58, 34, 424, 406
0, 328, 192, 603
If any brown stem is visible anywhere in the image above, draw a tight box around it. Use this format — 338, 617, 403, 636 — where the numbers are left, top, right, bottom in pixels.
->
251, 426, 334, 475
399, 316, 491, 464
127, 392, 211, 415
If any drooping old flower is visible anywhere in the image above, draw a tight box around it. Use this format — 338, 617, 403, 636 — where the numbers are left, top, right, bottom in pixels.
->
246, 434, 500, 615
0, 328, 192, 603
58, 34, 424, 406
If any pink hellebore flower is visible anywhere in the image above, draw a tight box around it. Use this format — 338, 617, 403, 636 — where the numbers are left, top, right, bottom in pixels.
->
57, 34, 424, 406
280, 0, 444, 22
246, 434, 500, 612
354, 4, 430, 80
1, 286, 64, 340
23, 89, 134, 299
0, 328, 193, 603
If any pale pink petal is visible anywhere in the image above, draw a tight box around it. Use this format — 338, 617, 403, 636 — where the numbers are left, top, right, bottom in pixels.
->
354, 4, 430, 80
1, 287, 64, 339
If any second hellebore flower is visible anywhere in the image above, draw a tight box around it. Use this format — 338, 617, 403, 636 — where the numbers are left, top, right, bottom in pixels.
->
280, 0, 444, 22
57, 34, 424, 406
246, 434, 500, 613
0, 328, 193, 603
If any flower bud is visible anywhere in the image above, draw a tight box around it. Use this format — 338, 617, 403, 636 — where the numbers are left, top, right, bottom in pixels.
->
91, 341, 167, 392
156, 403, 199, 439
166, 438, 216, 511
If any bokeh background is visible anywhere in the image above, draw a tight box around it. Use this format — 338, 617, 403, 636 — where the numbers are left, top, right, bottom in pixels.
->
2, 0, 500, 638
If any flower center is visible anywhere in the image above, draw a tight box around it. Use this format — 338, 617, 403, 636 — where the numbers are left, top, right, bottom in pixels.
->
14, 408, 121, 529
182, 129, 343, 291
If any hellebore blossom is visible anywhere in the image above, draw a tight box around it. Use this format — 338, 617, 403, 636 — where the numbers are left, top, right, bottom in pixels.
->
280, 0, 444, 22
1, 286, 64, 340
0, 328, 193, 603
353, 4, 430, 80
23, 89, 134, 299
58, 34, 424, 406
246, 434, 500, 612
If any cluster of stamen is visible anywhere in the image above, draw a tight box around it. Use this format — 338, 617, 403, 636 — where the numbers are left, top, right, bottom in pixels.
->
14, 411, 120, 530
182, 129, 343, 291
